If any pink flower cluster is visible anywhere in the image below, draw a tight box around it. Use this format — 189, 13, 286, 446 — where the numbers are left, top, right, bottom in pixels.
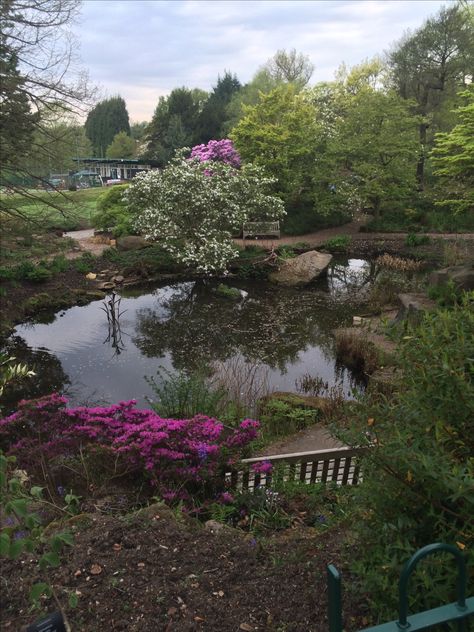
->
0, 394, 259, 501
251, 460, 273, 475
190, 139, 241, 168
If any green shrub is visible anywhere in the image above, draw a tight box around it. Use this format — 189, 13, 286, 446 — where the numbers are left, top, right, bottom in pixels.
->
48, 255, 69, 274
337, 298, 474, 620
322, 235, 352, 252
427, 280, 462, 307
146, 368, 227, 419
72, 252, 95, 274
24, 266, 52, 283
282, 203, 351, 235
92, 184, 133, 236
405, 233, 430, 247
216, 284, 241, 299
0, 266, 14, 281
258, 397, 320, 442
276, 245, 297, 260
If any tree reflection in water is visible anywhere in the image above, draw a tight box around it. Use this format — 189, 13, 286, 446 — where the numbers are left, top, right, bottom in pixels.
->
132, 264, 374, 375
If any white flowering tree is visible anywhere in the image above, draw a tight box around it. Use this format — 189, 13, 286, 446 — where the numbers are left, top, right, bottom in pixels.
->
126, 150, 285, 273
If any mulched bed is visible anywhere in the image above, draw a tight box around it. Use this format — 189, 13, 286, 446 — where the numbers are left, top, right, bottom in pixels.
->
0, 505, 369, 631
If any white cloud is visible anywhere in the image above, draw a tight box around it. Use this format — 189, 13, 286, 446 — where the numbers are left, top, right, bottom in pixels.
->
75, 0, 447, 121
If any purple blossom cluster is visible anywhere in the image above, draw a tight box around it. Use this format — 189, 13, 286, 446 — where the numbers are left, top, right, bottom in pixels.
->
251, 460, 273, 475
190, 139, 241, 168
0, 394, 259, 502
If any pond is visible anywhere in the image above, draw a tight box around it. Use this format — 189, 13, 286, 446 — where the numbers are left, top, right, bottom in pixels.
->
3, 257, 378, 410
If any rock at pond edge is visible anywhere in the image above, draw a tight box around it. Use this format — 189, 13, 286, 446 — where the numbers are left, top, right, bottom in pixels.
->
269, 250, 332, 286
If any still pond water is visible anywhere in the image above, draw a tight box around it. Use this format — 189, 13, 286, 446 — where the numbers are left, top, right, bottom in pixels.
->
4, 258, 378, 409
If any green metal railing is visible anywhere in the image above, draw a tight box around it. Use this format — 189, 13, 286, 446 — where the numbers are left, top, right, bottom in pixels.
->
328, 543, 473, 631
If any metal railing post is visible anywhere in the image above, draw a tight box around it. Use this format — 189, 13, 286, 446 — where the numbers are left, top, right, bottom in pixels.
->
327, 564, 343, 632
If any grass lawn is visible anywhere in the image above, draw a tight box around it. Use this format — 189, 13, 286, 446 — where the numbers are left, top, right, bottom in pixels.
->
3, 187, 104, 232
0, 188, 105, 265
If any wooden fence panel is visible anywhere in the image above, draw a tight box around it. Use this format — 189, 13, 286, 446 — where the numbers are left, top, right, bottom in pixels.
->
226, 447, 363, 493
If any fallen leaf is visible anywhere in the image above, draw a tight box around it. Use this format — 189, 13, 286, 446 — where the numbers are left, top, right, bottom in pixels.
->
167, 607, 178, 616
90, 564, 102, 575
113, 543, 122, 552
367, 418, 374, 426
239, 624, 253, 631
74, 570, 82, 577
456, 541, 466, 550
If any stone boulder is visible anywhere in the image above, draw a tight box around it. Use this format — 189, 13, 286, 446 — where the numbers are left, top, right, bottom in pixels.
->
429, 264, 474, 292
269, 250, 332, 286
116, 236, 152, 252
394, 293, 437, 326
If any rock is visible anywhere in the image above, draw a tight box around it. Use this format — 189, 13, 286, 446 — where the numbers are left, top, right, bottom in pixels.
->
97, 281, 116, 291
204, 520, 227, 534
112, 275, 124, 284
394, 293, 437, 325
269, 250, 332, 286
429, 264, 474, 292
85, 272, 97, 280
259, 391, 330, 415
116, 236, 151, 251
368, 367, 399, 396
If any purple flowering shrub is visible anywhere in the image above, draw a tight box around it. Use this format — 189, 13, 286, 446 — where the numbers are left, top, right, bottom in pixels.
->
189, 139, 241, 168
0, 394, 259, 503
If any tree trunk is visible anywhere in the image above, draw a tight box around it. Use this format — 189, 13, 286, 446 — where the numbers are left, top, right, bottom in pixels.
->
416, 122, 428, 191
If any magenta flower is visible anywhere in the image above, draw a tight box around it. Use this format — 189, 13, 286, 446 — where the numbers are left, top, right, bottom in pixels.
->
251, 460, 273, 475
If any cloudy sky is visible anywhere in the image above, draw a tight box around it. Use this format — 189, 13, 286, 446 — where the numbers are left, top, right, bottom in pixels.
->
74, 0, 448, 122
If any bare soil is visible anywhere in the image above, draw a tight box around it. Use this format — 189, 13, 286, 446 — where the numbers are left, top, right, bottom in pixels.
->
0, 505, 369, 632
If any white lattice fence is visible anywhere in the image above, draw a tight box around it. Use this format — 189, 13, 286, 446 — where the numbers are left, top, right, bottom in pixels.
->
226, 447, 363, 493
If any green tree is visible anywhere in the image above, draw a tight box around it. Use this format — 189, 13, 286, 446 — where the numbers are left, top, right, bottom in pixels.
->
262, 48, 314, 89
431, 86, 474, 214
127, 150, 285, 273
106, 131, 136, 159
334, 67, 419, 219
196, 71, 241, 143
389, 3, 474, 189
24, 117, 93, 176
0, 0, 91, 215
144, 87, 200, 165
223, 69, 281, 135
130, 121, 148, 141
305, 61, 420, 221
0, 48, 39, 188
231, 84, 320, 215
85, 96, 131, 157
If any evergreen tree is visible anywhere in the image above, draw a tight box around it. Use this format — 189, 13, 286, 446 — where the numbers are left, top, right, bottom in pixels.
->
0, 45, 39, 179
144, 87, 200, 165
85, 96, 131, 157
196, 71, 241, 143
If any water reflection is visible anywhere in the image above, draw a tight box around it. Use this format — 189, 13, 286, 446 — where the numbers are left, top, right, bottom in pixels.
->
2, 257, 377, 409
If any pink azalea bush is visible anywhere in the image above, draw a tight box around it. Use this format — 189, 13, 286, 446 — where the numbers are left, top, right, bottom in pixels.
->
0, 394, 259, 502
189, 139, 241, 168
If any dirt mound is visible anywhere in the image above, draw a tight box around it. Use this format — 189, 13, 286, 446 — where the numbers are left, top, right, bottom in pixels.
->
1, 505, 366, 631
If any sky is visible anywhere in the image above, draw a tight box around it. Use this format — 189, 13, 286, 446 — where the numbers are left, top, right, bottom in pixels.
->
74, 0, 448, 122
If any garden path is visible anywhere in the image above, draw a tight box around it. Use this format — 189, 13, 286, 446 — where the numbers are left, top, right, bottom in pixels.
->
257, 423, 345, 456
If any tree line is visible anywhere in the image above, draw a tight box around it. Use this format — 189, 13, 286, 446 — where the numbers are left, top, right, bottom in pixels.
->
1, 0, 473, 227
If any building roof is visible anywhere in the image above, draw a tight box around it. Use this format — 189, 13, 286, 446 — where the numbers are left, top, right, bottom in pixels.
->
72, 158, 160, 167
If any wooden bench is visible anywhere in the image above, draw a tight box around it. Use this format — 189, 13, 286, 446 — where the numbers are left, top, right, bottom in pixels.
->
242, 221, 280, 240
